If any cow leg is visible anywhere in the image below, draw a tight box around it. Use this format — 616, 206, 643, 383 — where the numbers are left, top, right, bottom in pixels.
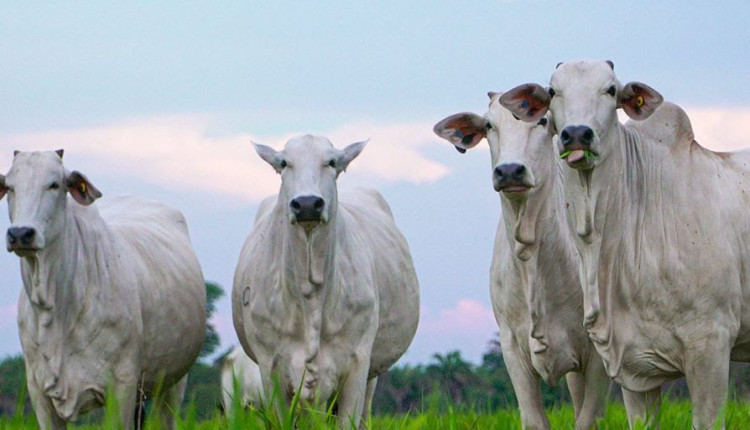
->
115, 384, 138, 430
565, 372, 585, 418
358, 376, 377, 429
571, 355, 609, 430
502, 337, 549, 430
622, 387, 661, 429
28, 379, 66, 430
154, 376, 187, 430
684, 340, 731, 430
337, 360, 369, 429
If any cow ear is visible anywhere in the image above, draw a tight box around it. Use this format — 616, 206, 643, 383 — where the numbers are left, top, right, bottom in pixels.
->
498, 84, 550, 123
253, 142, 285, 174
66, 170, 102, 206
336, 140, 368, 173
619, 82, 663, 120
0, 175, 6, 201
433, 113, 487, 154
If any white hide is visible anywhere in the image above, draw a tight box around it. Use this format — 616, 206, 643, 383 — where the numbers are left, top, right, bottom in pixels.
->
501, 60, 750, 429
232, 135, 419, 427
220, 345, 263, 414
0, 151, 206, 429
434, 94, 609, 430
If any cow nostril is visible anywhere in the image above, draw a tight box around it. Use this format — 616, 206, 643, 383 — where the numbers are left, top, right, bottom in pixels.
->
582, 128, 594, 144
560, 130, 571, 145
290, 200, 301, 212
313, 198, 324, 211
514, 164, 526, 176
21, 229, 35, 245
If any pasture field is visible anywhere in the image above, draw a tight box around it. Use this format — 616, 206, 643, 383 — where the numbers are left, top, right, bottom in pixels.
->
3, 399, 750, 429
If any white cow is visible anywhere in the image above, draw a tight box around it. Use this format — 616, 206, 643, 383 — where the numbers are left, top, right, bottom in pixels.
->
220, 345, 263, 414
232, 135, 419, 427
0, 150, 206, 429
434, 93, 609, 429
500, 59, 750, 429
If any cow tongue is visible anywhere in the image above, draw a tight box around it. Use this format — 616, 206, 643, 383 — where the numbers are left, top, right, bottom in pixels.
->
566, 150, 585, 163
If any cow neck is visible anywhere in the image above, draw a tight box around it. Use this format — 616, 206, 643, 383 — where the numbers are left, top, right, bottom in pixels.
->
279, 197, 338, 395
573, 122, 646, 353
21, 208, 79, 328
19, 203, 109, 410
501, 162, 579, 354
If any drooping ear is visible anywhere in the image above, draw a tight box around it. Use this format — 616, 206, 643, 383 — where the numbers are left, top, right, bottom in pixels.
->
433, 113, 487, 154
65, 170, 102, 206
252, 142, 285, 174
618, 82, 663, 120
0, 175, 6, 201
336, 140, 368, 173
498, 84, 550, 123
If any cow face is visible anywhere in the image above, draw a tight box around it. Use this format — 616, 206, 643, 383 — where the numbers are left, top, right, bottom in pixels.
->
499, 60, 663, 171
0, 150, 101, 256
255, 135, 366, 232
433, 93, 556, 200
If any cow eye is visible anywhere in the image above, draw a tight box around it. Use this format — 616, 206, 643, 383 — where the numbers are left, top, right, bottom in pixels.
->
548, 88, 556, 97
279, 159, 287, 169
606, 85, 616, 96
48, 182, 60, 190
537, 118, 548, 127
485, 121, 493, 130
328, 159, 337, 168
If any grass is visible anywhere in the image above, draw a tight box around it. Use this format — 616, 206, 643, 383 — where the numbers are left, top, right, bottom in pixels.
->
3, 399, 750, 429
4, 380, 750, 429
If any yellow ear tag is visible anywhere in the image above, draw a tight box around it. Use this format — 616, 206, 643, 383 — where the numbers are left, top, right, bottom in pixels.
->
80, 183, 87, 194
636, 96, 644, 108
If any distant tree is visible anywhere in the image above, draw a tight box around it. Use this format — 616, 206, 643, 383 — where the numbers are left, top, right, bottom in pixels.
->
200, 281, 225, 358
426, 350, 476, 406
0, 355, 27, 416
183, 361, 221, 420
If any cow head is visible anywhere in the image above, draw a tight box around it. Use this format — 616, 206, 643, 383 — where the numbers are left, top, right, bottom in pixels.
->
254, 135, 366, 232
499, 60, 663, 171
0, 150, 101, 256
433, 92, 556, 200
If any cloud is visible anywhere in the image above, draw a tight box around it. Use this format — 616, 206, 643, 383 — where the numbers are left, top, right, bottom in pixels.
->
401, 299, 497, 364
681, 106, 750, 152
0, 115, 449, 203
418, 299, 496, 336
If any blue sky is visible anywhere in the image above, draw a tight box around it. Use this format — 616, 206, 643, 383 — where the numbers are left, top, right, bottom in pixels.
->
1, 1, 749, 365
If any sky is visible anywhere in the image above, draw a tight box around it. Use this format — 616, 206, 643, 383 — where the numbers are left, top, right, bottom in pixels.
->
0, 1, 749, 366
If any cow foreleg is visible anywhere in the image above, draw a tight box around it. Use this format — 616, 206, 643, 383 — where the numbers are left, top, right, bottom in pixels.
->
622, 387, 661, 429
569, 354, 609, 430
115, 383, 138, 430
337, 359, 369, 429
28, 379, 66, 430
155, 376, 187, 430
684, 338, 731, 430
358, 376, 377, 429
502, 336, 549, 430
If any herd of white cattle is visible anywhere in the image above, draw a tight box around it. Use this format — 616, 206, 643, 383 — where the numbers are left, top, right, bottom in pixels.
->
0, 59, 745, 429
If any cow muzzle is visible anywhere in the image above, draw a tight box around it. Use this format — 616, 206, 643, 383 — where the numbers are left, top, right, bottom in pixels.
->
7, 226, 40, 256
289, 195, 327, 227
559, 125, 599, 170
493, 163, 534, 195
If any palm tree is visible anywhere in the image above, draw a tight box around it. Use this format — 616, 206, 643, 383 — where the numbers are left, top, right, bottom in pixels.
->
427, 350, 476, 405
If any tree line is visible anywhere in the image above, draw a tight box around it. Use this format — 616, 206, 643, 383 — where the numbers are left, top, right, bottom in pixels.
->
2, 282, 750, 420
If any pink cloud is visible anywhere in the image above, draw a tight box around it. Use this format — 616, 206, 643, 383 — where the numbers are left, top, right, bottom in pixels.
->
400, 299, 498, 364
0, 116, 450, 203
